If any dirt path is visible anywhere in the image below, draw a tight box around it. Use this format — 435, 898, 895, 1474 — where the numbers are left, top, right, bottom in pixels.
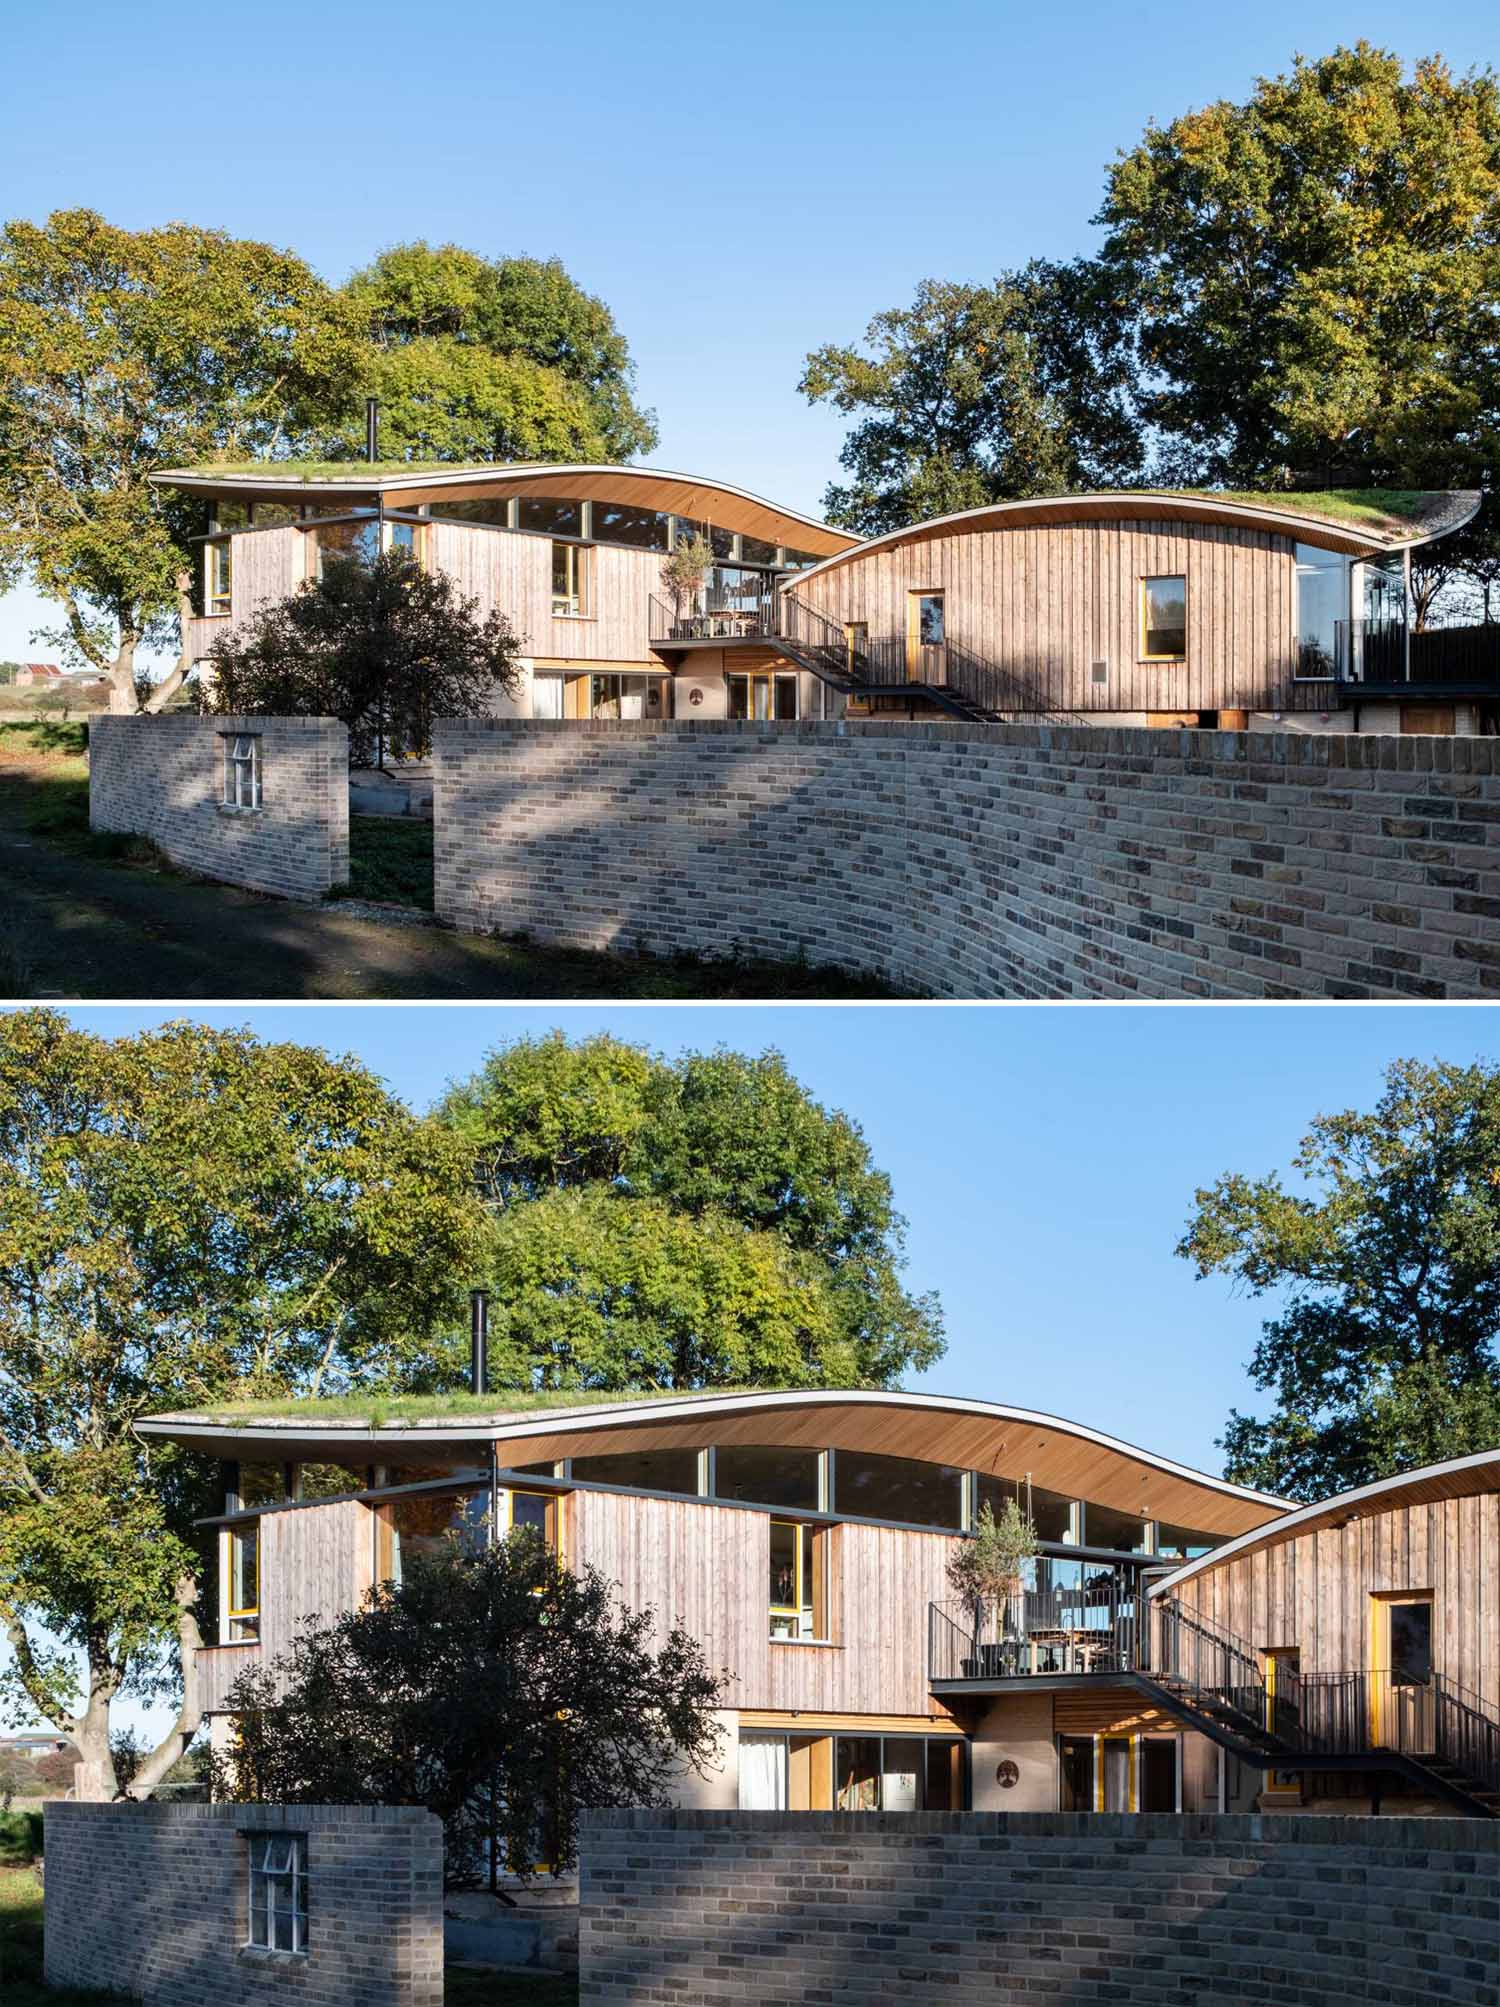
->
0, 756, 890, 1001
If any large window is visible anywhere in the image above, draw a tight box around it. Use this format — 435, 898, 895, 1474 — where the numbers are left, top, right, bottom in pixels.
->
1295, 544, 1345, 677
832, 1448, 964, 1530
728, 673, 797, 721
381, 1488, 489, 1581
591, 502, 669, 552
313, 517, 379, 573
294, 1463, 362, 1502
552, 541, 585, 616
1153, 1522, 1219, 1563
532, 675, 566, 719
1140, 575, 1187, 660
769, 1520, 827, 1639
1080, 1502, 1150, 1553
569, 1447, 700, 1494
520, 497, 583, 537
740, 535, 779, 567
228, 1523, 259, 1641
977, 1477, 1074, 1544
835, 1734, 966, 1812
715, 1445, 821, 1510
206, 539, 232, 616
429, 497, 513, 529
246, 1833, 307, 1954
589, 673, 649, 719
235, 1464, 286, 1508
503, 1488, 557, 1546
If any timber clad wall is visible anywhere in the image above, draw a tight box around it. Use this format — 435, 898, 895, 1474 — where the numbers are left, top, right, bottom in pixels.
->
795, 519, 1297, 713
429, 523, 662, 665
570, 1491, 956, 1717
432, 718, 1500, 999
45, 1803, 443, 2007
1177, 1492, 1500, 1711
90, 715, 349, 902
579, 1809, 1500, 2007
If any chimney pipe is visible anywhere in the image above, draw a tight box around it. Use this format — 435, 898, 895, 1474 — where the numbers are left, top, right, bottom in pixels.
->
365, 397, 379, 464
469, 1288, 489, 1397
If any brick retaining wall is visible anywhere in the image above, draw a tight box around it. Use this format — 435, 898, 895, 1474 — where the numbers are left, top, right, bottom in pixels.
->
44, 1801, 442, 2007
90, 715, 349, 901
579, 1808, 1500, 2006
432, 719, 1500, 997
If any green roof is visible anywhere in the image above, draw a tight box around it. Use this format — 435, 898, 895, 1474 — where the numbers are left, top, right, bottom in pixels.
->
184, 459, 485, 482
153, 1384, 767, 1430
1212, 489, 1447, 532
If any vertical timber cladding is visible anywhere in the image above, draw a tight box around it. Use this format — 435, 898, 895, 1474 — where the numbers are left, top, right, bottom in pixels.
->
568, 1489, 960, 1716
793, 517, 1297, 712
257, 1497, 375, 1664
1172, 1491, 1500, 1714
427, 521, 665, 666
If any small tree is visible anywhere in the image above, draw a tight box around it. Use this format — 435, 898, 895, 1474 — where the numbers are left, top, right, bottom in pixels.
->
207, 549, 525, 767
212, 1535, 725, 1884
659, 534, 713, 623
946, 1499, 1038, 1649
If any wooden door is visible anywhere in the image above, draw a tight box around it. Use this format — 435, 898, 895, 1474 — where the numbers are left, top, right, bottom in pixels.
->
1370, 1594, 1435, 1751
906, 592, 946, 683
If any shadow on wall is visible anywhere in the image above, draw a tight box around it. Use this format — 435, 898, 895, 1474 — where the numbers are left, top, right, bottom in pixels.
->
430, 718, 1500, 1001
577, 1809, 1500, 2007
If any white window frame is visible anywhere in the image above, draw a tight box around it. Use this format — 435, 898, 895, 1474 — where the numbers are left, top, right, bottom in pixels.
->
223, 733, 263, 811
246, 1831, 308, 1954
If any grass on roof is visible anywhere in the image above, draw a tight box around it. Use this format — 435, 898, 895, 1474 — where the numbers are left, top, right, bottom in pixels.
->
179, 1385, 766, 1427
1212, 489, 1437, 529
183, 459, 519, 482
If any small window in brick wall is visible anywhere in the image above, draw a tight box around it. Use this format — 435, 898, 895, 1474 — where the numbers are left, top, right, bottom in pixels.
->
223, 732, 263, 810
247, 1832, 308, 1953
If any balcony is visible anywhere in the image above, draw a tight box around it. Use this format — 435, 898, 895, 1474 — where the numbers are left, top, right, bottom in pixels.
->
649, 567, 781, 647
1289, 617, 1500, 708
928, 1563, 1144, 1685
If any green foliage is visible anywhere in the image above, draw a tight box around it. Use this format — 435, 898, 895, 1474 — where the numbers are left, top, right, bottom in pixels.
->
800, 268, 1142, 533
1179, 1057, 1500, 1499
334, 242, 657, 462
1097, 43, 1500, 488
0, 1809, 44, 1860
337, 815, 435, 911
946, 1500, 1038, 1617
212, 1538, 722, 1883
435, 1034, 944, 1391
0, 210, 362, 709
0, 1010, 486, 1788
659, 533, 713, 612
207, 550, 523, 765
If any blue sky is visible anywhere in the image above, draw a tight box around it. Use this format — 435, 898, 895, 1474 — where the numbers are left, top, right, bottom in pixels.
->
7, 998, 1499, 1736
2, 0, 1497, 664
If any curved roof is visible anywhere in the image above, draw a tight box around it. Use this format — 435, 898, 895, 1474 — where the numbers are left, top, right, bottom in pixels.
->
786, 490, 1482, 583
149, 462, 858, 558
1148, 1445, 1500, 1597
137, 1387, 1287, 1537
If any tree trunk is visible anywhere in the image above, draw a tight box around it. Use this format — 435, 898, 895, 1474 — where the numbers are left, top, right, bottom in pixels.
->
106, 632, 140, 715
71, 1677, 118, 1801
126, 1579, 206, 1798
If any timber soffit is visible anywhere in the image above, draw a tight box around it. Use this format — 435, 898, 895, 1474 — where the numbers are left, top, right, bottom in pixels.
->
135, 1387, 1289, 1536
147, 462, 859, 558
783, 490, 1485, 583
1147, 1444, 1500, 1599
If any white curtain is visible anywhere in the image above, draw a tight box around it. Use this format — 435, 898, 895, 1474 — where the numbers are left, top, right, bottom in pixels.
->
737, 1733, 788, 1810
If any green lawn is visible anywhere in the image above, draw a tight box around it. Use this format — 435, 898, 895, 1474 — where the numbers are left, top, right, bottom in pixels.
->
0, 1865, 576, 2007
337, 814, 435, 910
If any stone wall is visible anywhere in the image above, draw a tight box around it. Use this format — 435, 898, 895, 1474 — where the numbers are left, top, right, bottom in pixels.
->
44, 1801, 442, 2007
90, 715, 349, 902
579, 1808, 1500, 2007
432, 719, 1500, 998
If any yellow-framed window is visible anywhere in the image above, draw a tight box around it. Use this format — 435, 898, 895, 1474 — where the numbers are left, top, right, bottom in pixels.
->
1140, 575, 1187, 660
769, 1520, 826, 1638
504, 1487, 558, 1551
226, 1522, 260, 1641
728, 672, 798, 721
551, 540, 585, 616
206, 539, 233, 616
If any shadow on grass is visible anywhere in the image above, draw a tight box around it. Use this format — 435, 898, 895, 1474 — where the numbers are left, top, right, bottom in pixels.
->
333, 814, 435, 911
446, 1961, 578, 2006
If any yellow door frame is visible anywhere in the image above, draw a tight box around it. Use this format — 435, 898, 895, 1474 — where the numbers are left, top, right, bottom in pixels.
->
906, 591, 945, 682
1368, 1589, 1434, 1746
1093, 1733, 1138, 1812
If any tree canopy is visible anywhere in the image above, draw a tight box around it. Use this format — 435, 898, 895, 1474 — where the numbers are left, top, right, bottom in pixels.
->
1179, 1057, 1500, 1500
800, 268, 1142, 534
0, 210, 361, 714
1097, 43, 1500, 490
206, 547, 524, 765
214, 1537, 723, 1883
334, 242, 658, 463
436, 1033, 945, 1390
0, 1011, 485, 1796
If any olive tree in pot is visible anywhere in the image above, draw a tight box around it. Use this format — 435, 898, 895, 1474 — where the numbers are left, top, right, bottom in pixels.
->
946, 1498, 1039, 1666
659, 533, 713, 634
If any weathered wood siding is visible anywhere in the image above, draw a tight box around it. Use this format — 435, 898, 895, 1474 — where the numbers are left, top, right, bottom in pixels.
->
1175, 1491, 1500, 1712
428, 524, 662, 667
184, 526, 304, 664
196, 1642, 260, 1713
203, 1499, 374, 1707
569, 1490, 956, 1717
794, 518, 1298, 715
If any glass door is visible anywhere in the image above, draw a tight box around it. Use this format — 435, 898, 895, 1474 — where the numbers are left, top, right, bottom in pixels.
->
907, 592, 946, 683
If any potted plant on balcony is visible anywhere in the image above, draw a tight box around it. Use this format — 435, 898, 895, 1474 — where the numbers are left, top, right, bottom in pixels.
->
660, 533, 713, 638
947, 1498, 1039, 1675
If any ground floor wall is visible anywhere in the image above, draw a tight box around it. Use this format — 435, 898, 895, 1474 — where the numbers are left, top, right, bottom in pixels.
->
431, 718, 1500, 1000
579, 1808, 1500, 2007
44, 1802, 443, 2007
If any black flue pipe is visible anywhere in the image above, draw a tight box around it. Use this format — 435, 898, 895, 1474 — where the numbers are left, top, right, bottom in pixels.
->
365, 397, 379, 464
469, 1288, 489, 1397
